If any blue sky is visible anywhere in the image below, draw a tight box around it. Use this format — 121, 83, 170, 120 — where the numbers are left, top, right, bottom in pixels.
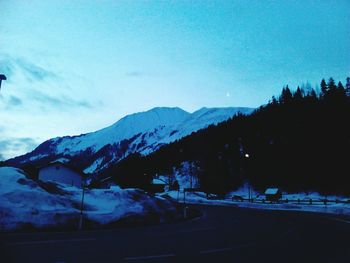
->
0, 0, 349, 159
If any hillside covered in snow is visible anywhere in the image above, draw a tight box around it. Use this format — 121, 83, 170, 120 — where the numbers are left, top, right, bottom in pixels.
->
0, 167, 178, 231
5, 107, 253, 174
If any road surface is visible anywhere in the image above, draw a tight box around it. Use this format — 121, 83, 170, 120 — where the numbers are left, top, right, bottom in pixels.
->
1, 205, 350, 262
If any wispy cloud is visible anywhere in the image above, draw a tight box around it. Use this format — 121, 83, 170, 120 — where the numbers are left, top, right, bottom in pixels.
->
126, 71, 144, 77
0, 54, 96, 111
0, 54, 58, 82
0, 95, 23, 110
15, 57, 58, 82
2, 90, 92, 112
0, 55, 15, 80
8, 95, 23, 107
30, 91, 93, 110
0, 137, 39, 161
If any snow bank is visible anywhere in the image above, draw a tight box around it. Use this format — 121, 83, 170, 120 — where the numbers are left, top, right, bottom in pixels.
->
161, 189, 350, 217
0, 167, 177, 231
0, 167, 78, 231
82, 186, 177, 225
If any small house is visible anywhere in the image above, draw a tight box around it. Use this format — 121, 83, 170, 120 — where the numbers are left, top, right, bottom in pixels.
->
265, 188, 282, 202
38, 161, 85, 188
148, 178, 167, 193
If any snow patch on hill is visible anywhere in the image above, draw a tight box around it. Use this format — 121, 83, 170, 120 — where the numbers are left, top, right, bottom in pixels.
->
55, 107, 190, 154
53, 106, 250, 156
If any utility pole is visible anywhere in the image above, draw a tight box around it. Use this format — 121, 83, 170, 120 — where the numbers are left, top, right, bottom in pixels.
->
78, 183, 86, 230
248, 184, 251, 202
183, 189, 187, 218
190, 162, 193, 189
244, 153, 250, 202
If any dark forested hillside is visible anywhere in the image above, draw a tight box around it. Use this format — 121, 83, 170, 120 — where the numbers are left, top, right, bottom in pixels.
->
104, 78, 350, 195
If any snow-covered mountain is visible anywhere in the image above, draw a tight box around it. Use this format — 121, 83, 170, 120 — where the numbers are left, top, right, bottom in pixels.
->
6, 106, 254, 174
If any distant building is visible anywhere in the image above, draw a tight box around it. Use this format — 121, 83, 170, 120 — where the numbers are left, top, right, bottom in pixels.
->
265, 188, 282, 202
38, 161, 85, 188
90, 176, 117, 189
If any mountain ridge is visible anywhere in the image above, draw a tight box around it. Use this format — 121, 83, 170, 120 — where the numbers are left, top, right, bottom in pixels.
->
5, 106, 254, 174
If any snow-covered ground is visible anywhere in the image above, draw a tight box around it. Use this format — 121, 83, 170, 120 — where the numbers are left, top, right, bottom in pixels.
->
0, 167, 178, 231
160, 185, 350, 217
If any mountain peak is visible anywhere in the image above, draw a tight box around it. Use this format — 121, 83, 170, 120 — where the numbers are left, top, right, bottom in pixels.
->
7, 106, 254, 174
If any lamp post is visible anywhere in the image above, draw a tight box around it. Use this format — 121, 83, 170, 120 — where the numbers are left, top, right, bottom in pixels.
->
0, 74, 7, 91
244, 153, 251, 202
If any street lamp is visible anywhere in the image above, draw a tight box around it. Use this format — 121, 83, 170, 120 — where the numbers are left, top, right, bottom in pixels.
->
244, 153, 252, 202
0, 74, 7, 91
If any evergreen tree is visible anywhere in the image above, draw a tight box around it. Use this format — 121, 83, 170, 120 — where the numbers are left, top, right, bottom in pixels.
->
271, 95, 278, 105
346, 77, 350, 97
337, 81, 345, 93
279, 85, 293, 104
305, 88, 317, 101
335, 81, 346, 100
320, 78, 328, 97
310, 89, 317, 99
294, 86, 303, 101
327, 77, 337, 94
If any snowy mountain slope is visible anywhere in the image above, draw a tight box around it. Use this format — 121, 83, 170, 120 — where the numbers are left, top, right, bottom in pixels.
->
133, 107, 254, 155
6, 106, 254, 174
158, 107, 253, 145
55, 107, 190, 155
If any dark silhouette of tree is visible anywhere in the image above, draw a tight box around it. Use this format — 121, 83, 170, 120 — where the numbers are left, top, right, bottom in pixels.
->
320, 78, 328, 97
327, 77, 337, 96
279, 85, 293, 104
271, 95, 278, 105
293, 86, 303, 101
336, 81, 346, 98
310, 88, 317, 98
345, 77, 350, 97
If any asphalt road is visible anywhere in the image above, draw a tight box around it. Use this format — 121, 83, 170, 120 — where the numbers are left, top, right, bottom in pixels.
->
1, 205, 350, 263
